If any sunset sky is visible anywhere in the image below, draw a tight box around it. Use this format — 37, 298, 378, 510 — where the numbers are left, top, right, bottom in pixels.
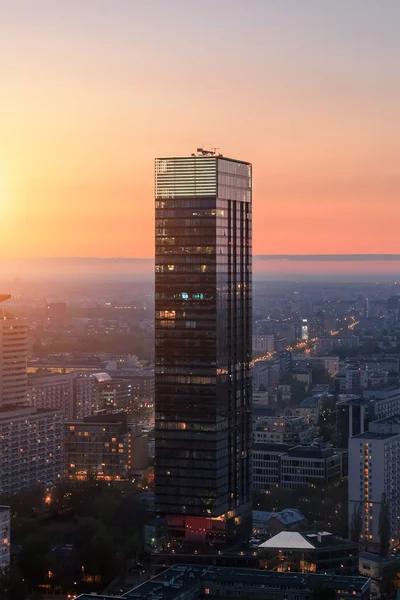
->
1, 0, 400, 260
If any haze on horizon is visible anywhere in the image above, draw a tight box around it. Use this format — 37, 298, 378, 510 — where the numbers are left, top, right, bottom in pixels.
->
1, 0, 400, 264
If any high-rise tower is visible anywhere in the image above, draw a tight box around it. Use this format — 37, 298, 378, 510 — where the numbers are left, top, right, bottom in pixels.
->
0, 295, 28, 407
154, 150, 252, 544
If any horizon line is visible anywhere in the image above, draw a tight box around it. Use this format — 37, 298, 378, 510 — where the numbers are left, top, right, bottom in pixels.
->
1, 254, 400, 263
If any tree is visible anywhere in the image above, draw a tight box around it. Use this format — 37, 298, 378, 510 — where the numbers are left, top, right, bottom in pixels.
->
86, 529, 118, 585
381, 560, 400, 595
18, 534, 52, 588
0, 565, 28, 600
349, 503, 362, 543
379, 492, 391, 557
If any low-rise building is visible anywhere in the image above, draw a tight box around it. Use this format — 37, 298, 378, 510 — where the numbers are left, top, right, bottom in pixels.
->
280, 444, 346, 489
253, 415, 315, 445
253, 443, 290, 490
292, 369, 312, 390
258, 530, 359, 575
295, 396, 320, 423
75, 564, 371, 600
253, 443, 346, 491
252, 508, 306, 535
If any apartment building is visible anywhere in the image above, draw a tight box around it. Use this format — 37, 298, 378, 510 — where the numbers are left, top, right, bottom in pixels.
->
0, 405, 64, 494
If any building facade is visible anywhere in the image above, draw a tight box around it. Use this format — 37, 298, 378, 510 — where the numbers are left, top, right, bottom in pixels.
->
0, 295, 28, 407
253, 415, 315, 445
258, 530, 359, 575
0, 506, 10, 570
28, 371, 94, 420
349, 418, 400, 551
253, 443, 346, 491
154, 151, 252, 544
0, 406, 64, 494
65, 412, 148, 481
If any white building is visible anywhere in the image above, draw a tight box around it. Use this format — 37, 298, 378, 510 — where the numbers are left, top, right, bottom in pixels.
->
0, 506, 10, 570
349, 417, 400, 552
252, 335, 275, 354
0, 405, 64, 494
363, 388, 400, 420
253, 415, 315, 445
0, 295, 28, 407
27, 371, 94, 420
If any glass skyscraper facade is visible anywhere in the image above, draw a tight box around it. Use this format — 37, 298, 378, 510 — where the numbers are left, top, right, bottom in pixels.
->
154, 152, 252, 544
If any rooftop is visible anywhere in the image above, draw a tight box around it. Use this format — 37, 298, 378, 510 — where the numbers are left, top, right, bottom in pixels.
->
258, 530, 356, 551
372, 415, 400, 425
0, 405, 63, 419
253, 508, 305, 527
299, 397, 319, 408
91, 372, 113, 383
121, 564, 369, 600
351, 431, 397, 440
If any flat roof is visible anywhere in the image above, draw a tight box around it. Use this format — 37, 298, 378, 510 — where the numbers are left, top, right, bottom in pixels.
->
155, 154, 251, 166
351, 431, 396, 440
121, 564, 369, 600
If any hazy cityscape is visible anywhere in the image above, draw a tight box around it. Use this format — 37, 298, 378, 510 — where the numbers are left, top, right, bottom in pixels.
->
2, 1, 400, 600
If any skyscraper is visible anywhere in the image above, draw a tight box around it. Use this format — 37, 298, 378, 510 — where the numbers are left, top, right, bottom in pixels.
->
154, 150, 252, 545
0, 295, 28, 407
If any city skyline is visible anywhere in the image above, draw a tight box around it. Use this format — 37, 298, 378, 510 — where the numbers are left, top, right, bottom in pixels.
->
1, 0, 400, 264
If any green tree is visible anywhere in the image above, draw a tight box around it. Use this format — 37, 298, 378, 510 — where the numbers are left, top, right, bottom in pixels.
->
18, 534, 52, 588
312, 585, 335, 600
87, 529, 118, 585
0, 565, 28, 600
381, 559, 400, 595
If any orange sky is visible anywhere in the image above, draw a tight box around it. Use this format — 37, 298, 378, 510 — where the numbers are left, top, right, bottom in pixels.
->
1, 0, 400, 259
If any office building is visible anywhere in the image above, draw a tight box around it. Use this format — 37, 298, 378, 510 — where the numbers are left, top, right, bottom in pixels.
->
253, 443, 290, 490
0, 405, 63, 494
253, 442, 346, 491
27, 371, 94, 420
258, 530, 359, 575
349, 416, 400, 552
65, 412, 148, 481
253, 415, 315, 445
280, 444, 346, 489
75, 564, 371, 600
0, 506, 10, 570
0, 295, 28, 407
154, 150, 252, 544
